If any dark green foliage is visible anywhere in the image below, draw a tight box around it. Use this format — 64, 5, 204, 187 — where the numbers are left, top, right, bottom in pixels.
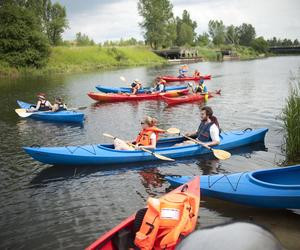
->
76, 32, 95, 46
237, 23, 256, 46
208, 20, 226, 45
251, 36, 269, 53
138, 0, 175, 49
225, 25, 240, 45
0, 4, 50, 68
196, 32, 210, 46
176, 10, 197, 46
282, 77, 300, 163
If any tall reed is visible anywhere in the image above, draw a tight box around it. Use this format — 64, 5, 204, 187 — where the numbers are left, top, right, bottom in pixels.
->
282, 76, 300, 163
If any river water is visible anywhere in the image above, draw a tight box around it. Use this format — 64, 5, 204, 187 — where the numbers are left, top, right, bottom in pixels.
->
0, 56, 300, 249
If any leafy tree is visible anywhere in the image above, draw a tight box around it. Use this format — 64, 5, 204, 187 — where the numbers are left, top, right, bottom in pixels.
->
208, 20, 225, 45
76, 32, 95, 46
267, 37, 278, 46
251, 36, 269, 53
282, 38, 293, 46
196, 32, 210, 46
138, 0, 175, 49
237, 23, 256, 46
175, 10, 197, 46
294, 39, 300, 46
0, 3, 50, 67
225, 25, 239, 45
45, 2, 68, 45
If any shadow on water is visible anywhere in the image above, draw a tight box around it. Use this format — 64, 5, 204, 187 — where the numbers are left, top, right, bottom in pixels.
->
30, 142, 268, 186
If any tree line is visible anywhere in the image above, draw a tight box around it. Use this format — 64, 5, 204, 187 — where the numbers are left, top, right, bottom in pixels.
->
0, 0, 68, 68
138, 0, 299, 53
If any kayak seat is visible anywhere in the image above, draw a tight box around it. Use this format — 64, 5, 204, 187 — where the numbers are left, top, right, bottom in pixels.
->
112, 227, 136, 250
252, 168, 300, 185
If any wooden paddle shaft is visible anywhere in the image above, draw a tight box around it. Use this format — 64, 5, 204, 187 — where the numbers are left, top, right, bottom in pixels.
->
183, 135, 212, 150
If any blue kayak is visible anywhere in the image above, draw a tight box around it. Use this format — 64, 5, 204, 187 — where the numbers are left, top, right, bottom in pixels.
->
95, 85, 187, 93
23, 128, 268, 166
165, 165, 300, 209
17, 100, 84, 123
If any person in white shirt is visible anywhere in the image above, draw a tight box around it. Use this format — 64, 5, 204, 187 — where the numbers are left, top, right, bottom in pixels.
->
185, 106, 220, 147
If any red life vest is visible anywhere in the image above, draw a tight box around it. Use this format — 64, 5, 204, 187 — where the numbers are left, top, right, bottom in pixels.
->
135, 127, 165, 146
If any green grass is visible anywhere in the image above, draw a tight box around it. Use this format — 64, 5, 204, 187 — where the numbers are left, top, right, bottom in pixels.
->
0, 46, 166, 77
282, 76, 300, 163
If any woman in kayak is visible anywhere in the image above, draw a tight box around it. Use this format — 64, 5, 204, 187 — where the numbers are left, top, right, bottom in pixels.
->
28, 93, 52, 112
193, 69, 201, 77
131, 79, 142, 95
52, 97, 67, 112
193, 79, 208, 94
114, 116, 164, 150
179, 106, 220, 147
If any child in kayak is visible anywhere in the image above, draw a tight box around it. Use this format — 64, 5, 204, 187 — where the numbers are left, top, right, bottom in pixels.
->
151, 78, 166, 93
193, 79, 208, 94
114, 116, 164, 150
28, 93, 52, 112
131, 79, 142, 95
52, 97, 67, 112
178, 65, 188, 78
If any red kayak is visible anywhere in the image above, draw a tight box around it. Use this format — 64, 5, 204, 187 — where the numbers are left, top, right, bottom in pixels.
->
87, 88, 188, 102
161, 75, 211, 82
86, 177, 200, 250
162, 90, 221, 105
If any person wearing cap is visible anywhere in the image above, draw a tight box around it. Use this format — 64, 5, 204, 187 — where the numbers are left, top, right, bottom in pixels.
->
52, 97, 67, 112
114, 116, 165, 151
193, 79, 208, 94
131, 79, 142, 95
28, 93, 52, 112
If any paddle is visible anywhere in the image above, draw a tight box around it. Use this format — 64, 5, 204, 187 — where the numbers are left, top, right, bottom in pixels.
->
168, 128, 231, 160
15, 106, 87, 118
103, 133, 175, 162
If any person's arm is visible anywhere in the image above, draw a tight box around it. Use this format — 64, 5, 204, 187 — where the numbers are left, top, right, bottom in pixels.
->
203, 124, 220, 147
31, 100, 41, 111
138, 133, 157, 149
52, 104, 58, 112
185, 131, 198, 139
47, 101, 53, 109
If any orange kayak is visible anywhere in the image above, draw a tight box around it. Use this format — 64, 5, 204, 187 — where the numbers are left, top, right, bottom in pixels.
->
86, 176, 200, 250
87, 89, 188, 102
162, 90, 221, 105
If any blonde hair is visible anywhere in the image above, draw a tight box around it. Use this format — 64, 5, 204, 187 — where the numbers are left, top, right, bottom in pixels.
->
142, 116, 158, 127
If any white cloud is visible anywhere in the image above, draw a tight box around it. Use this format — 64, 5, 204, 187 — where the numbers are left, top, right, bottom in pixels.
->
59, 0, 300, 42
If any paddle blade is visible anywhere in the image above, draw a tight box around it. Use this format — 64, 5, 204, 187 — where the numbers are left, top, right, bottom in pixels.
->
15, 109, 32, 118
166, 127, 180, 134
153, 153, 175, 161
212, 149, 231, 160
120, 76, 127, 82
103, 133, 116, 139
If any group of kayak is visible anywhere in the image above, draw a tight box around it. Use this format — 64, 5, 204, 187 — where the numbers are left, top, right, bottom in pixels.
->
15, 66, 296, 250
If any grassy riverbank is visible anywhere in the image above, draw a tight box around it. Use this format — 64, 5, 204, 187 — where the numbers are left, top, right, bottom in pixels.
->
196, 45, 264, 61
0, 46, 166, 77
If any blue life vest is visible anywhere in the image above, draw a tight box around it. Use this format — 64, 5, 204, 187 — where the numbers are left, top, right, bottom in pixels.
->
197, 121, 213, 142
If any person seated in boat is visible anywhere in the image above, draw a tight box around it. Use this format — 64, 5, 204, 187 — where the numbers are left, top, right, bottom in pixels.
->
181, 106, 220, 147
193, 79, 208, 94
193, 69, 201, 78
114, 116, 164, 151
131, 79, 142, 95
151, 78, 166, 93
52, 97, 67, 112
178, 69, 186, 78
28, 93, 52, 112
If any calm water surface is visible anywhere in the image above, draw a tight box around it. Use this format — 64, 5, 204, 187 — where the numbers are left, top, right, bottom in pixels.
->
0, 56, 300, 249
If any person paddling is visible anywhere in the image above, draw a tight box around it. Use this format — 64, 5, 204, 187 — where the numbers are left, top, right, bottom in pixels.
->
114, 116, 164, 150
181, 106, 220, 147
193, 79, 208, 94
193, 69, 201, 77
28, 93, 52, 112
152, 78, 166, 93
52, 97, 67, 112
131, 79, 142, 95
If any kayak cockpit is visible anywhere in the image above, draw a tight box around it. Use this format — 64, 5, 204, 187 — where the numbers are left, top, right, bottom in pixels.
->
250, 165, 300, 187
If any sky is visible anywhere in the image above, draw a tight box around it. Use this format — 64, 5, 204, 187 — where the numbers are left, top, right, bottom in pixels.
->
57, 0, 300, 43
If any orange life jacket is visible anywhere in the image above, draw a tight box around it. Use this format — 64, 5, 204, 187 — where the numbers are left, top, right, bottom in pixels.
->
134, 189, 198, 250
135, 127, 165, 146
